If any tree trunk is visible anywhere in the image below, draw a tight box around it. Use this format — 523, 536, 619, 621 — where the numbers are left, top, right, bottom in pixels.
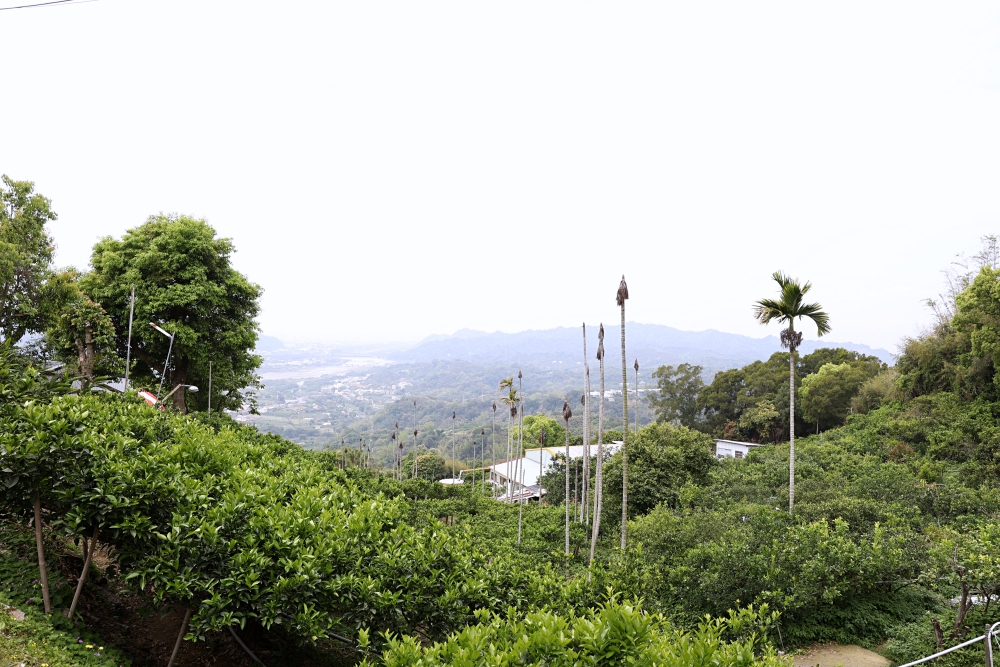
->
490, 410, 496, 495
788, 330, 796, 514
74, 335, 89, 380
589, 349, 605, 567
574, 457, 579, 522
620, 304, 628, 549
172, 362, 188, 413
517, 390, 524, 545
83, 324, 95, 379
33, 493, 51, 614
505, 412, 513, 502
565, 422, 570, 555
167, 607, 192, 667
69, 525, 98, 621
952, 582, 973, 639
583, 363, 590, 527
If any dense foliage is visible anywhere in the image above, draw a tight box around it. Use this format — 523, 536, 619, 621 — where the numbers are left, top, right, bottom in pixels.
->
647, 347, 885, 441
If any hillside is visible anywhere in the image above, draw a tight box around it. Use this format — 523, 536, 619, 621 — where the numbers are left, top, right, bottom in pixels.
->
392, 323, 893, 374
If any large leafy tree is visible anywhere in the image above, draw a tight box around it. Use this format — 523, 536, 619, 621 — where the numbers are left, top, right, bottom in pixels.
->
0, 176, 57, 344
648, 363, 705, 427
43, 269, 117, 380
84, 214, 263, 412
800, 361, 882, 432
954, 266, 1000, 389
753, 272, 830, 513
600, 422, 715, 524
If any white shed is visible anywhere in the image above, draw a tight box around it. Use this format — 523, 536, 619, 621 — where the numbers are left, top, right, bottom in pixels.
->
713, 439, 769, 459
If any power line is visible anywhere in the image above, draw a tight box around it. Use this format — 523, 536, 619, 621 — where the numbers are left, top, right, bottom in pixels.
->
0, 0, 93, 11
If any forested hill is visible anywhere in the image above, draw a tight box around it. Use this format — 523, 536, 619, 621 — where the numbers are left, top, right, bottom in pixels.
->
394, 323, 893, 375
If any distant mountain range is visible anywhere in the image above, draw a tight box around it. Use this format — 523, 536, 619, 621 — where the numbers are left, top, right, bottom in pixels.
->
389, 323, 894, 375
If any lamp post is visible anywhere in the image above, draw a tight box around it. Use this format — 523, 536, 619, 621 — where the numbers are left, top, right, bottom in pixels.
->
149, 322, 175, 399
123, 286, 135, 389
157, 384, 198, 406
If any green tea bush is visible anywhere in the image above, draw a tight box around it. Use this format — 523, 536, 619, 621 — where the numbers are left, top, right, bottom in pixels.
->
365, 599, 787, 667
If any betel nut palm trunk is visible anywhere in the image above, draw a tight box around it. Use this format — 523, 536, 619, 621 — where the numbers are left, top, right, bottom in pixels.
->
786, 324, 799, 513
618, 276, 629, 550
563, 398, 572, 555
589, 324, 605, 567
582, 323, 590, 527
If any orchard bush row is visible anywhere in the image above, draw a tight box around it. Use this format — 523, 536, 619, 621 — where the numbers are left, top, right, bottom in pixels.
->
2, 345, 789, 667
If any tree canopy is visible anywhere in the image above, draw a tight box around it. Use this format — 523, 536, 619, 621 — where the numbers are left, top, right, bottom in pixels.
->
83, 214, 263, 412
0, 176, 57, 345
800, 361, 882, 431
647, 363, 704, 427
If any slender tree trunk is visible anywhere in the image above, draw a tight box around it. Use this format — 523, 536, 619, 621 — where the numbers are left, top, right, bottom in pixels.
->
84, 325, 95, 380
33, 493, 51, 614
167, 607, 192, 667
789, 330, 796, 514
620, 304, 629, 549
582, 324, 590, 528
491, 409, 496, 495
565, 421, 570, 555
172, 362, 188, 413
573, 459, 583, 523
69, 525, 98, 621
505, 411, 513, 502
539, 441, 544, 504
517, 387, 524, 545
589, 345, 605, 567
634, 363, 639, 435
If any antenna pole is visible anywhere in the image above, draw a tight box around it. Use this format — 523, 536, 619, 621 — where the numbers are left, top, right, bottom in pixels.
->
123, 285, 135, 389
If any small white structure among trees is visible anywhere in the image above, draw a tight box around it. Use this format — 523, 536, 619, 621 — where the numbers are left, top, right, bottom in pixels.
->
713, 439, 769, 460
478, 443, 623, 502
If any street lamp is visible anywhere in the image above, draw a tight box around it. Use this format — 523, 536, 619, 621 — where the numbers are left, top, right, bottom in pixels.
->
158, 383, 198, 407
149, 322, 175, 399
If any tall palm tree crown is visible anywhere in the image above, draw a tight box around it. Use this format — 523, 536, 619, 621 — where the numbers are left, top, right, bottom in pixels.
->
752, 271, 830, 513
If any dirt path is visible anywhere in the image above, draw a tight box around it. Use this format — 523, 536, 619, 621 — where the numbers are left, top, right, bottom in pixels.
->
793, 643, 891, 667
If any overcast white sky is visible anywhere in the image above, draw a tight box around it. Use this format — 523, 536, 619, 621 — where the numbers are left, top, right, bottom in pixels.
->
3, 1, 998, 351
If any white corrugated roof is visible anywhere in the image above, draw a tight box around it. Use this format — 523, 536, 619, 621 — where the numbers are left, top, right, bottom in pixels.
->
488, 442, 622, 488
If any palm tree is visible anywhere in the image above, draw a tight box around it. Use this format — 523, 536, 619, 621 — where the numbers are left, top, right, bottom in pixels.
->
753, 271, 831, 514
581, 323, 591, 528
412, 399, 418, 479
617, 275, 629, 549
580, 394, 587, 524
491, 402, 497, 494
498, 378, 515, 500
517, 370, 525, 545
589, 324, 605, 567
391, 429, 398, 480
563, 397, 572, 555
538, 429, 546, 502
633, 359, 639, 434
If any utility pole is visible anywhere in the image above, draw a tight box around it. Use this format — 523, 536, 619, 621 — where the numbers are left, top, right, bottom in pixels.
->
123, 286, 135, 389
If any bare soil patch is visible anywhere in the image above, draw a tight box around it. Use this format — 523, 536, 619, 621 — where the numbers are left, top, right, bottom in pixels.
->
793, 643, 891, 667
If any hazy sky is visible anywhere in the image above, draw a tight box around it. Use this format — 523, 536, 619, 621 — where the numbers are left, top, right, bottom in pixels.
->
3, 1, 999, 351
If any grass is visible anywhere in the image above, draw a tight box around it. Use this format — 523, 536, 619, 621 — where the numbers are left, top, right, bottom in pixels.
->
1, 519, 129, 666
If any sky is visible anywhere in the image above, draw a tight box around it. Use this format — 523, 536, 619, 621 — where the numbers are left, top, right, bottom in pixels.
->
3, 1, 999, 351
